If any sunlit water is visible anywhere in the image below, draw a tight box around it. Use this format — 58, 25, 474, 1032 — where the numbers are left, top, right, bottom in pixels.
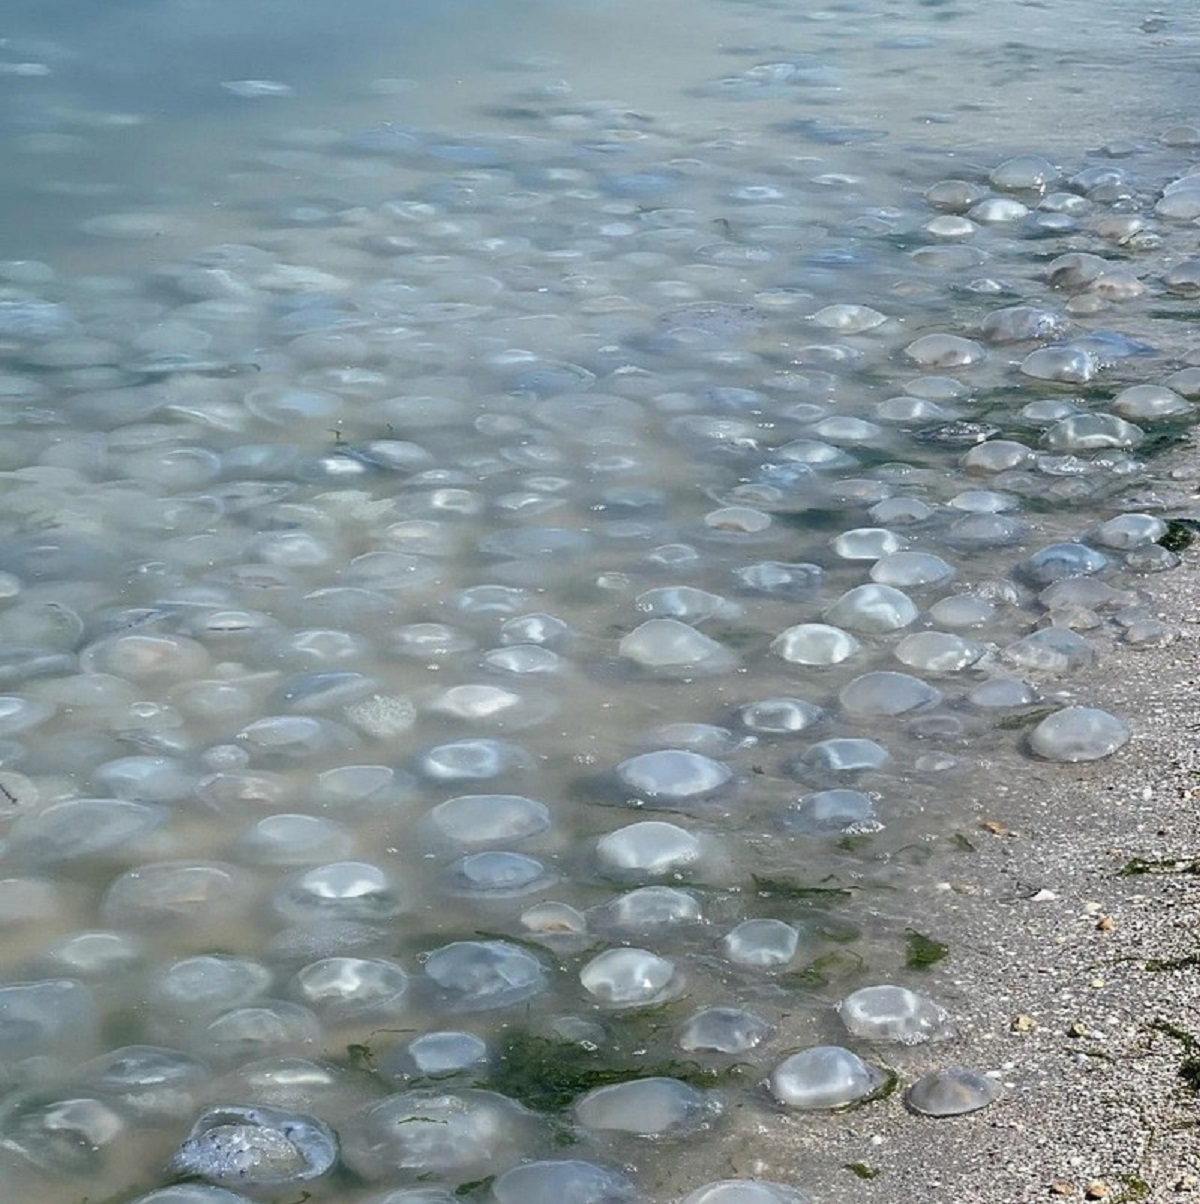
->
0, 1, 1199, 1200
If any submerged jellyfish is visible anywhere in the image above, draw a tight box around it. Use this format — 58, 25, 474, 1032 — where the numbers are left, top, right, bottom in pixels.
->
168, 1105, 338, 1190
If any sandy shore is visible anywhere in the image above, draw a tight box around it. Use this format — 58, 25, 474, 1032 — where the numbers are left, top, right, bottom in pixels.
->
675, 468, 1200, 1202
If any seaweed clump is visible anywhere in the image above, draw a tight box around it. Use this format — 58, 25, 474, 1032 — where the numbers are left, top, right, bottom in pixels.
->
489, 1029, 732, 1114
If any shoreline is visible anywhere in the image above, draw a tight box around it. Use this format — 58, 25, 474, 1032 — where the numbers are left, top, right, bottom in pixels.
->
656, 448, 1200, 1204
751, 515, 1200, 1200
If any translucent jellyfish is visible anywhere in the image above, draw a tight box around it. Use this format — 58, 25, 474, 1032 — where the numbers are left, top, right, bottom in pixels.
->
0, 978, 99, 1070
722, 919, 800, 967
315, 764, 416, 813
341, 1089, 542, 1181
1028, 706, 1131, 762
635, 587, 741, 623
7, 798, 168, 866
274, 862, 406, 923
202, 1002, 322, 1065
894, 632, 986, 673
237, 815, 354, 866
771, 623, 860, 666
870, 551, 955, 588
964, 441, 1037, 479
595, 821, 702, 878
103, 862, 251, 928
419, 739, 534, 782
150, 955, 273, 1021
615, 749, 732, 806
968, 678, 1039, 709
80, 632, 210, 682
643, 723, 748, 756
1164, 260, 1200, 297
774, 439, 858, 470
0, 694, 53, 736
1021, 542, 1108, 584
830, 527, 904, 560
1040, 414, 1143, 451
903, 334, 985, 368
824, 584, 918, 633
838, 985, 954, 1044
990, 155, 1060, 191
738, 697, 824, 734
925, 214, 976, 238
425, 684, 555, 730
793, 738, 890, 775
40, 931, 144, 980
483, 645, 563, 675
780, 789, 879, 835
683, 1183, 815, 1204
392, 623, 475, 658
520, 901, 589, 942
580, 947, 682, 1007
811, 303, 887, 332
423, 941, 547, 1012
768, 1046, 884, 1109
288, 957, 410, 1022
448, 851, 555, 898
237, 715, 356, 760
1020, 346, 1098, 383
678, 1006, 772, 1054
1090, 514, 1168, 550
805, 417, 886, 447
381, 1032, 490, 1082
1004, 628, 1093, 673
619, 619, 736, 675
573, 1077, 715, 1136
79, 1045, 209, 1122
490, 1159, 637, 1204
500, 613, 575, 647
734, 561, 824, 598
0, 1092, 127, 1173
979, 305, 1068, 343
967, 197, 1029, 223
926, 179, 987, 210
906, 1067, 1001, 1117
168, 1105, 338, 1190
839, 671, 941, 717
131, 1188, 255, 1204
596, 886, 703, 932
427, 794, 551, 845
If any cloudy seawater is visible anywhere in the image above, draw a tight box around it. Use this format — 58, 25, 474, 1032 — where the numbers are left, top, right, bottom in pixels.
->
0, 0, 1199, 1199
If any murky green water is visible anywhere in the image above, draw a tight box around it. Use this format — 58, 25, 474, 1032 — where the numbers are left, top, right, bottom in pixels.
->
0, 1, 1198, 1201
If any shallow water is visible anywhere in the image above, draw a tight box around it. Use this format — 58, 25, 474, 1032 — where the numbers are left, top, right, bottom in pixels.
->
1, 0, 1200, 1200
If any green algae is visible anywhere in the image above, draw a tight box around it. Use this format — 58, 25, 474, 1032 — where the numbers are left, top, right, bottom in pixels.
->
489, 1030, 734, 1115
844, 1162, 881, 1180
905, 928, 949, 969
751, 874, 854, 905
1116, 855, 1200, 878
1158, 518, 1200, 553
780, 949, 867, 989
